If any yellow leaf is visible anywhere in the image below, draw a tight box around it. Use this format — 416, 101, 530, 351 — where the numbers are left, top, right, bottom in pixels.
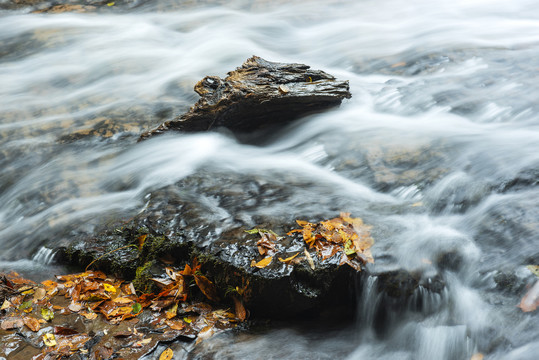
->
43, 333, 56, 347
278, 252, 300, 264
470, 354, 484, 360
183, 317, 192, 323
1, 300, 12, 311
107, 2, 115, 6
166, 303, 178, 320
527, 265, 539, 278
251, 256, 273, 269
160, 348, 174, 360
103, 283, 116, 293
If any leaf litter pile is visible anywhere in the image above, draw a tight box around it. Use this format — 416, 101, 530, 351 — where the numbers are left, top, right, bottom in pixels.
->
0, 259, 239, 360
249, 212, 374, 271
0, 213, 377, 359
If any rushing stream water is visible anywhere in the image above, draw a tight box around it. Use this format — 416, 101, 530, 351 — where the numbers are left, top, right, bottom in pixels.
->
1, 0, 539, 358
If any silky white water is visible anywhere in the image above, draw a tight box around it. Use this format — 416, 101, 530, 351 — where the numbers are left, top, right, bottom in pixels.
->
1, 0, 538, 358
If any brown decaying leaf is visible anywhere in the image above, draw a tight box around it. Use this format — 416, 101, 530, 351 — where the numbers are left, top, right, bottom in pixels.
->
1, 317, 24, 330
518, 280, 539, 312
165, 319, 185, 330
80, 311, 98, 320
257, 232, 277, 256
23, 316, 41, 332
54, 326, 79, 335
233, 296, 247, 322
195, 275, 219, 302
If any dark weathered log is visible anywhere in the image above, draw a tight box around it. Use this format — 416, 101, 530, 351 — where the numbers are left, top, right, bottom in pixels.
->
140, 56, 351, 140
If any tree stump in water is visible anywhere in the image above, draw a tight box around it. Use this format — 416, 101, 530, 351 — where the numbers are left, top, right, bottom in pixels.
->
140, 56, 351, 140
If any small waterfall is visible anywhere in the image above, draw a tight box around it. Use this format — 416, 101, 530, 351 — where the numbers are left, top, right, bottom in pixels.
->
32, 246, 57, 265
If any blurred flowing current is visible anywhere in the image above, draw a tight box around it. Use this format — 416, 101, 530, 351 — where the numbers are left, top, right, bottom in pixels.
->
1, 0, 539, 358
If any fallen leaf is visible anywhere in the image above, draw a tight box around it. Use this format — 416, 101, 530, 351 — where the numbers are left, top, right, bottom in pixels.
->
518, 280, 539, 312
196, 325, 215, 344
391, 61, 407, 68
160, 348, 174, 360
278, 84, 290, 94
113, 297, 134, 304
1, 317, 24, 330
54, 326, 79, 335
33, 287, 47, 301
92, 346, 113, 359
304, 249, 315, 270
19, 300, 33, 312
43, 333, 57, 347
133, 338, 152, 347
132, 302, 142, 314
195, 275, 219, 301
165, 319, 185, 330
181, 264, 193, 276
103, 283, 116, 293
527, 265, 539, 278
138, 234, 147, 251
251, 256, 273, 269
278, 252, 300, 264
166, 303, 178, 319
1, 300, 12, 310
233, 296, 247, 322
470, 353, 484, 360
68, 301, 83, 313
80, 311, 98, 320
23, 316, 40, 332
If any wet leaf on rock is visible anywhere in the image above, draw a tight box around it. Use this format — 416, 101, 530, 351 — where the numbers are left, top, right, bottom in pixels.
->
160, 348, 174, 360
19, 300, 33, 312
304, 249, 315, 270
278, 252, 300, 264
251, 256, 273, 269
165, 303, 178, 319
43, 333, 57, 347
54, 326, 79, 335
1, 317, 24, 330
41, 307, 54, 321
23, 316, 41, 332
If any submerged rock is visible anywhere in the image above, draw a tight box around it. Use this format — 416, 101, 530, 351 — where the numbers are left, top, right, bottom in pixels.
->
140, 56, 351, 139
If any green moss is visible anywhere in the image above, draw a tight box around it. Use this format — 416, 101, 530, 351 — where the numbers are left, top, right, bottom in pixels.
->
133, 261, 156, 294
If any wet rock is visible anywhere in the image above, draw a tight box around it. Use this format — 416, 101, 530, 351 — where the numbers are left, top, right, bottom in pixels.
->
140, 56, 351, 139
58, 171, 438, 320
